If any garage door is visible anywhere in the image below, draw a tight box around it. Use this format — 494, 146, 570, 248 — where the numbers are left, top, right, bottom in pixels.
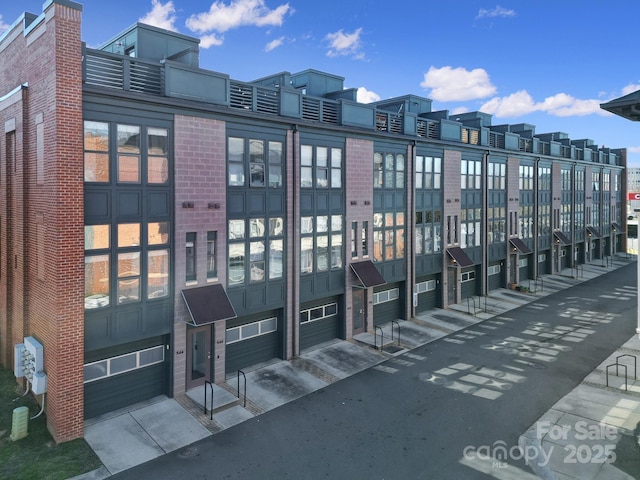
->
299, 299, 341, 351
415, 277, 438, 313
373, 283, 403, 326
225, 317, 279, 373
84, 342, 167, 419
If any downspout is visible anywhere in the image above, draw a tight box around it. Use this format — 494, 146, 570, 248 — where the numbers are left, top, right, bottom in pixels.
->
409, 140, 417, 319
481, 150, 490, 296
291, 124, 299, 357
533, 157, 540, 280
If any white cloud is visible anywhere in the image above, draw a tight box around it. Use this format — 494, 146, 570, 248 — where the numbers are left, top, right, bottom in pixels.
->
186, 0, 291, 35
200, 33, 224, 48
357, 87, 380, 104
420, 66, 497, 102
628, 146, 640, 153
480, 90, 610, 118
0, 14, 11, 33
622, 82, 640, 96
265, 36, 284, 52
139, 0, 178, 31
325, 28, 363, 58
476, 6, 516, 19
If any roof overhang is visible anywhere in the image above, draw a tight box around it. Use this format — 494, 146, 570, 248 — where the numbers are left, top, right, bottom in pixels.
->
446, 247, 474, 268
553, 231, 571, 245
509, 237, 532, 254
181, 284, 237, 326
350, 260, 386, 288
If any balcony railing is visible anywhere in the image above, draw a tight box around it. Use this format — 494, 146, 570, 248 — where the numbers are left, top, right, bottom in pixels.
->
82, 47, 620, 165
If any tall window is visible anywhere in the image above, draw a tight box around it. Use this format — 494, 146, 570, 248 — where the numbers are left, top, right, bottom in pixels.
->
488, 207, 506, 244
415, 210, 442, 255
361, 221, 369, 257
301, 145, 342, 188
351, 222, 357, 259
373, 212, 405, 261
373, 152, 405, 189
461, 209, 481, 248
207, 231, 217, 279
228, 137, 283, 188
83, 121, 171, 308
488, 162, 505, 190
186, 232, 196, 282
538, 166, 551, 191
84, 121, 110, 182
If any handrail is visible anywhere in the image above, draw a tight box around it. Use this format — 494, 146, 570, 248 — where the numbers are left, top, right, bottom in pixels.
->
391, 320, 401, 346
616, 354, 637, 380
606, 363, 628, 391
535, 275, 543, 293
374, 326, 384, 351
237, 370, 247, 408
204, 380, 214, 420
467, 296, 476, 316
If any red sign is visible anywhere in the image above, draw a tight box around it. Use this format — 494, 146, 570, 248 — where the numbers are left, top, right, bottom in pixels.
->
629, 193, 640, 200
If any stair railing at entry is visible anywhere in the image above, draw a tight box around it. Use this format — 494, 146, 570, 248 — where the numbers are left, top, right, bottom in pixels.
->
204, 380, 214, 420
236, 370, 247, 407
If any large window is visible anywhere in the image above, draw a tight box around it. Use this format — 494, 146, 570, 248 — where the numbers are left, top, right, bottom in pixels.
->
519, 165, 534, 190
373, 212, 405, 261
374, 152, 405, 189
301, 145, 342, 189
415, 210, 442, 255
228, 217, 285, 285
415, 156, 441, 189
83, 121, 172, 309
300, 215, 343, 273
487, 206, 505, 244
461, 159, 481, 190
228, 137, 283, 188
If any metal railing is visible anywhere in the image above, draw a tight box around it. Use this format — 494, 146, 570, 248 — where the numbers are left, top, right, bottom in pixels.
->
204, 380, 214, 420
467, 296, 477, 317
606, 354, 637, 391
374, 326, 384, 351
391, 320, 401, 346
81, 47, 619, 165
236, 370, 247, 408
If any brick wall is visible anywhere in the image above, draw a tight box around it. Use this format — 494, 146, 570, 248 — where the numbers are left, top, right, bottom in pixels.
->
173, 115, 228, 393
0, 1, 84, 443
345, 137, 374, 335
442, 149, 461, 307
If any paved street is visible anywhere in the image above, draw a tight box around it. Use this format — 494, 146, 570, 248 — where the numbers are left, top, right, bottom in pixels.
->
112, 263, 638, 479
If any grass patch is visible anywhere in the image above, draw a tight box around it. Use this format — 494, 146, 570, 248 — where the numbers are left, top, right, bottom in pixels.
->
0, 367, 102, 480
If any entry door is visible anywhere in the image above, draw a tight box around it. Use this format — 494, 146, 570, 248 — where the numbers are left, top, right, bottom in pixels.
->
447, 269, 456, 305
187, 325, 211, 389
352, 289, 366, 335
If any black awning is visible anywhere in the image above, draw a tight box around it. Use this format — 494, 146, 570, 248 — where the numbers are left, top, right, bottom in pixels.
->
447, 247, 474, 267
181, 284, 237, 326
509, 237, 532, 254
586, 226, 601, 238
612, 222, 622, 232
553, 231, 571, 245
350, 260, 386, 288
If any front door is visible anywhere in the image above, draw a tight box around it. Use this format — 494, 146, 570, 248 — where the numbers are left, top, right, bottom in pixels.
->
186, 325, 211, 389
352, 289, 366, 335
447, 268, 456, 305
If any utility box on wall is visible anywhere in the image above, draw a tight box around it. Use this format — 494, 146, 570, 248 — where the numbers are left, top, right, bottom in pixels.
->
14, 337, 47, 394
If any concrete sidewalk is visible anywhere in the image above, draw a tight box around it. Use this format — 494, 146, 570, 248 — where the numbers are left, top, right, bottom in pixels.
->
74, 254, 637, 479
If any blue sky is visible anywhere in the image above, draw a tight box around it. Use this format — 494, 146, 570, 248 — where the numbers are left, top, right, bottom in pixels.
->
3, 1, 640, 166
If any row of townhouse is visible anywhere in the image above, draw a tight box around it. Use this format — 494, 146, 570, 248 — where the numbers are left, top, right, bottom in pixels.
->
0, 1, 626, 442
